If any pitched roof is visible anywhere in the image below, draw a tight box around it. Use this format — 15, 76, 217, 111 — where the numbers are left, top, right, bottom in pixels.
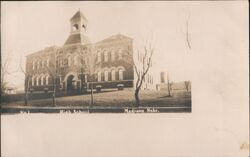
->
96, 34, 132, 44
64, 33, 90, 45
70, 11, 87, 21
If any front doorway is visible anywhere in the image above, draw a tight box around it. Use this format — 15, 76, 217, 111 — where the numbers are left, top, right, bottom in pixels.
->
67, 75, 76, 92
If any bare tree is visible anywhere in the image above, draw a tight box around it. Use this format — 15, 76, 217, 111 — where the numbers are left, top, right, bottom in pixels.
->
184, 81, 190, 92
48, 52, 58, 106
79, 46, 96, 108
1, 52, 11, 96
19, 57, 33, 106
186, 19, 191, 50
35, 48, 58, 106
131, 44, 154, 108
167, 72, 172, 97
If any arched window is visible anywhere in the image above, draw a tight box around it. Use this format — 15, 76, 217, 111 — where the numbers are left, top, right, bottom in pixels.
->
97, 71, 102, 82
36, 77, 39, 86
41, 76, 44, 86
104, 70, 109, 81
111, 69, 116, 81
111, 50, 115, 61
32, 76, 35, 86
38, 77, 41, 86
97, 51, 101, 62
118, 69, 123, 80
104, 50, 108, 62
46, 75, 49, 85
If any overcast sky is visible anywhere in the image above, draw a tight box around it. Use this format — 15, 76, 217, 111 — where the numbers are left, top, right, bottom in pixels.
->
1, 1, 248, 90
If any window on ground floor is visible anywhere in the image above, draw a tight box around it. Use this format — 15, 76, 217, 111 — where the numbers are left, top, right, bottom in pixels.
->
97, 72, 102, 82
118, 69, 123, 80
111, 69, 116, 81
104, 70, 109, 81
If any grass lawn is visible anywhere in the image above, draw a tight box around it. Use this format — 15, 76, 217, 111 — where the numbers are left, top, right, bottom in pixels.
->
2, 89, 191, 108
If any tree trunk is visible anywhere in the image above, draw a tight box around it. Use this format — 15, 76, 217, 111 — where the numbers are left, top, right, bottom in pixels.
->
90, 82, 94, 108
134, 89, 140, 108
24, 91, 28, 106
167, 83, 171, 96
52, 78, 56, 106
184, 82, 189, 92
24, 77, 29, 106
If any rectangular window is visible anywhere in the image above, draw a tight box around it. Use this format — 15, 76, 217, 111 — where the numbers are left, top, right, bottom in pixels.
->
118, 69, 123, 80
41, 77, 44, 85
47, 59, 49, 67
111, 70, 116, 81
37, 61, 40, 69
118, 49, 122, 60
111, 51, 115, 61
32, 77, 34, 86
46, 76, 49, 85
104, 51, 108, 62
97, 72, 102, 82
32, 61, 35, 70
97, 52, 101, 62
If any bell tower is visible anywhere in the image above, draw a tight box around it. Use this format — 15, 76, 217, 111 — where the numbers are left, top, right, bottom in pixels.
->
64, 10, 90, 45
70, 10, 88, 35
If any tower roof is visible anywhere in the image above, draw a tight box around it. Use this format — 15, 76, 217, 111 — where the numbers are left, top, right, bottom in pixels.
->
70, 10, 87, 21
64, 33, 90, 45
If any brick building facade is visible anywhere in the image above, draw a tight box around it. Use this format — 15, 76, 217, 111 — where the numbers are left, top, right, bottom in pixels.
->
25, 11, 154, 94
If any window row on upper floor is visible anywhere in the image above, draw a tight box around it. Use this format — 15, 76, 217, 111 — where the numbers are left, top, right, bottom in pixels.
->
32, 59, 49, 70
56, 55, 85, 68
96, 48, 128, 63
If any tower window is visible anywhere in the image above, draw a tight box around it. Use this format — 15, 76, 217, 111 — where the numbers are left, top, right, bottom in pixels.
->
73, 24, 79, 31
82, 25, 86, 30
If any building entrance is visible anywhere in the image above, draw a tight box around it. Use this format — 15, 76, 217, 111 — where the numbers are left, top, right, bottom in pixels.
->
67, 75, 75, 92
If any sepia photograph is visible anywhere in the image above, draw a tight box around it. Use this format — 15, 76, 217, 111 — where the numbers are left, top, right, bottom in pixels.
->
1, 2, 192, 114
1, 1, 249, 157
